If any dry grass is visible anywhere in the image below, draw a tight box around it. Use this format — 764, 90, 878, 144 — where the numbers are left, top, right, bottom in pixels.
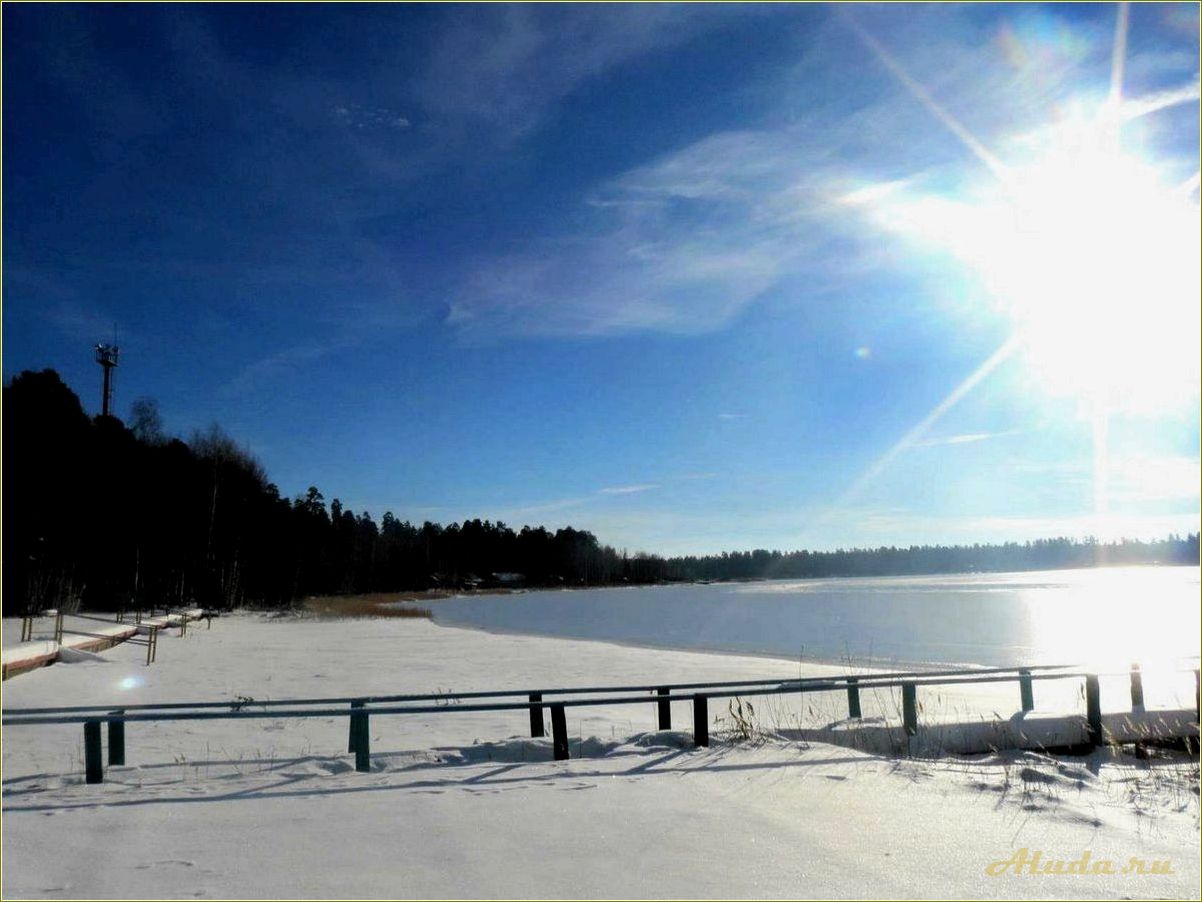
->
302, 592, 446, 619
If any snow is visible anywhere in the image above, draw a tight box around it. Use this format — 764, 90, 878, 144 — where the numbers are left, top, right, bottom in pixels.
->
2, 612, 205, 678
2, 613, 1198, 899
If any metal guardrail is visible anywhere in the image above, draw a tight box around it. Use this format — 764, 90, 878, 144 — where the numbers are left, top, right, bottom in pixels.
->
0, 661, 1093, 715
3, 661, 1198, 784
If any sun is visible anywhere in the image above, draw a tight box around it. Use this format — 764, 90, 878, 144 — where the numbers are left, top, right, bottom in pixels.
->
839, 2, 1200, 417
827, 6, 1198, 532
963, 112, 1198, 414
860, 105, 1201, 415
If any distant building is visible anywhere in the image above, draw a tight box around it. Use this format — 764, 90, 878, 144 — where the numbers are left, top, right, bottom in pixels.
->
490, 572, 525, 587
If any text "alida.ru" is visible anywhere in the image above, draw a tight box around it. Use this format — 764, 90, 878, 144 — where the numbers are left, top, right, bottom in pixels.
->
985, 849, 1174, 876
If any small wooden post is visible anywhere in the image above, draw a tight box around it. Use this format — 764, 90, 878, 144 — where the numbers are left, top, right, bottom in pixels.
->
180, 614, 187, 638
108, 710, 125, 766
352, 709, 370, 772
145, 627, 159, 666
54, 611, 64, 645
1193, 670, 1199, 722
550, 704, 569, 760
84, 720, 103, 784
1129, 663, 1144, 710
901, 683, 918, 736
1019, 669, 1034, 713
657, 687, 671, 730
1085, 675, 1103, 747
21, 615, 33, 642
528, 693, 544, 738
693, 694, 709, 747
348, 700, 365, 752
846, 678, 862, 719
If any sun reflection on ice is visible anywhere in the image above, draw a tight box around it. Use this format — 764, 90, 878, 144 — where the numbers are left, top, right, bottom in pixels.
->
1025, 566, 1202, 672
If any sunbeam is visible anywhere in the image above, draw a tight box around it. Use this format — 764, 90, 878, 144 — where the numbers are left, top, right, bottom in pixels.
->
832, 335, 1022, 508
840, 11, 1011, 182
1108, 1, 1130, 109
1121, 82, 1202, 121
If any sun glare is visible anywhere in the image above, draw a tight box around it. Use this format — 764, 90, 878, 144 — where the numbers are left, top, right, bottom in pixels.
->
866, 107, 1201, 414
879, 107, 1197, 416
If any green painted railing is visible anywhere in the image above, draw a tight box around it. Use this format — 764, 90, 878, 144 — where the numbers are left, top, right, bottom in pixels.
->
5, 660, 1199, 783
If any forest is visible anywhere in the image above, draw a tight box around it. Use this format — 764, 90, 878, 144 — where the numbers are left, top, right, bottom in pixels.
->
4, 368, 1198, 613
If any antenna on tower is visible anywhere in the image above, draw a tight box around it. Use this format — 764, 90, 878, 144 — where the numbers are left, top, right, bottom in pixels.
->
95, 342, 120, 417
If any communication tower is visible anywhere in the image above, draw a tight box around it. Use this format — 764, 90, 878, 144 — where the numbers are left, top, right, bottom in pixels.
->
95, 343, 120, 417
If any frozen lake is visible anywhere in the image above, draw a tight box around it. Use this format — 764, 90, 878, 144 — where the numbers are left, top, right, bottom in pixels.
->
423, 566, 1201, 668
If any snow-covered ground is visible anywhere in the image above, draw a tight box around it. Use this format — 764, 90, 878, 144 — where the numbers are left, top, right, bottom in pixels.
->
2, 613, 1198, 899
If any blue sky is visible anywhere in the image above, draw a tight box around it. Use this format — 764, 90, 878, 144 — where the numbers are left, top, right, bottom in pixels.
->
4, 3, 1199, 554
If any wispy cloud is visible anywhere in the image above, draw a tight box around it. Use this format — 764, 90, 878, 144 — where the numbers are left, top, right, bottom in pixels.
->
717, 412, 747, 421
915, 428, 1024, 448
224, 343, 344, 396
452, 127, 841, 338
222, 298, 428, 395
413, 6, 746, 141
598, 484, 659, 495
332, 104, 411, 130
445, 4, 1200, 342
495, 496, 595, 519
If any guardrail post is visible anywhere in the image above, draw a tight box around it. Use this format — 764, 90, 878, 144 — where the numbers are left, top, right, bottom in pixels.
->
550, 704, 569, 760
529, 693, 544, 738
180, 614, 187, 638
901, 683, 918, 736
54, 611, 64, 645
21, 615, 33, 642
693, 694, 709, 747
352, 709, 370, 772
84, 720, 103, 784
348, 700, 365, 752
145, 626, 159, 666
1085, 675, 1103, 747
1019, 669, 1034, 713
657, 687, 671, 730
1129, 663, 1143, 710
108, 710, 125, 766
846, 678, 862, 719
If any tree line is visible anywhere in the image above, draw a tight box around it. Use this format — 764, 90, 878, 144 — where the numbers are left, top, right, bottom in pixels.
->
3, 368, 1197, 614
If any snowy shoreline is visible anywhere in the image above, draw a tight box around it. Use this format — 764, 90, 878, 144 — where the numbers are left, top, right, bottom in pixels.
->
2, 612, 1198, 899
